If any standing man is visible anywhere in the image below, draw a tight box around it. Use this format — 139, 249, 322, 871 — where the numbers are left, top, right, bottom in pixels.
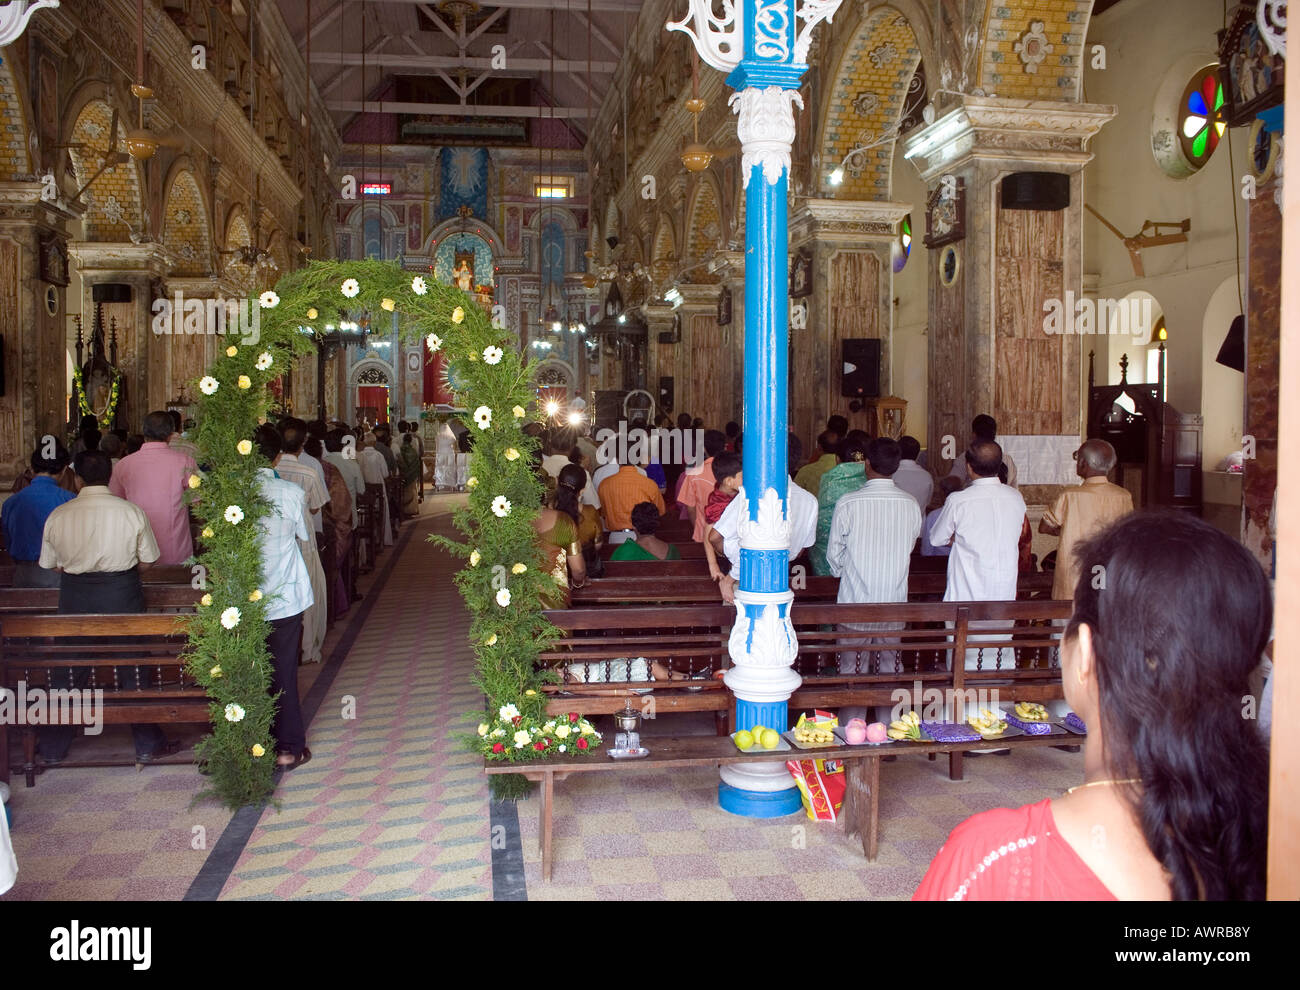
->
274, 419, 330, 665
39, 450, 176, 764
928, 441, 1027, 722
892, 435, 934, 516
794, 429, 839, 496
110, 410, 199, 565
252, 426, 314, 771
826, 437, 922, 722
1, 440, 75, 587
358, 432, 394, 547
948, 415, 1016, 487
1038, 439, 1134, 601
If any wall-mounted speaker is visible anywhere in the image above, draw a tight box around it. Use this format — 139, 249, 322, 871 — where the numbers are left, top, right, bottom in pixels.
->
841, 339, 881, 398
1000, 171, 1070, 211
1216, 314, 1245, 372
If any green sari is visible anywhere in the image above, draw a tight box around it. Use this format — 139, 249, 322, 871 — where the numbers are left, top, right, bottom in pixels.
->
610, 539, 681, 561
811, 461, 865, 576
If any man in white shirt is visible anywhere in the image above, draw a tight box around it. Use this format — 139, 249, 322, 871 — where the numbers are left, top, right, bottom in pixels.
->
713, 433, 818, 603
929, 440, 1027, 706
322, 428, 366, 530
893, 435, 934, 515
274, 419, 329, 664
827, 438, 922, 697
253, 426, 314, 771
946, 414, 1017, 488
358, 432, 394, 546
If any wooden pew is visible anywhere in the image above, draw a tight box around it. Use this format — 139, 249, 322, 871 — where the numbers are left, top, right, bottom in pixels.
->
0, 585, 200, 614
0, 613, 208, 787
0, 564, 195, 587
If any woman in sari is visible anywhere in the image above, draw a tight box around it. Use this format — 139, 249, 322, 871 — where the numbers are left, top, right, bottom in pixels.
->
610, 501, 680, 561
533, 462, 588, 602
810, 430, 870, 575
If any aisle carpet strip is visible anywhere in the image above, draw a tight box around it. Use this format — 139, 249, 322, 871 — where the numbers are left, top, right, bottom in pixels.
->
183, 520, 418, 901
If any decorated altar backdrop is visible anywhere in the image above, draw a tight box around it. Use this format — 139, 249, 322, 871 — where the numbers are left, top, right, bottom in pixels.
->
434, 232, 494, 289
357, 385, 388, 417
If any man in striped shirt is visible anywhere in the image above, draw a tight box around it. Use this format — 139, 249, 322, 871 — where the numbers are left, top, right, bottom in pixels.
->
826, 437, 922, 720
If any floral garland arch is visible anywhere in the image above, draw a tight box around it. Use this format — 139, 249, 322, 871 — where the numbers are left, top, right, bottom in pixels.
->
187, 259, 559, 808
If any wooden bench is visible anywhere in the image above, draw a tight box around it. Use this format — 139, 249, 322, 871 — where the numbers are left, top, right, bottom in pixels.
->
486, 728, 1076, 881
0, 614, 208, 787
0, 585, 201, 615
0, 564, 196, 587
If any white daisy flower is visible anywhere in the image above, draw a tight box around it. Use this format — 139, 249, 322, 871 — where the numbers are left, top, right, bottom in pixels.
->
341, 278, 360, 298
473, 405, 492, 430
220, 606, 241, 630
224, 505, 245, 525
258, 290, 279, 309
411, 276, 428, 295
224, 703, 245, 723
496, 588, 512, 607
199, 376, 219, 395
490, 496, 511, 518
483, 345, 503, 365
426, 333, 442, 353
256, 352, 273, 371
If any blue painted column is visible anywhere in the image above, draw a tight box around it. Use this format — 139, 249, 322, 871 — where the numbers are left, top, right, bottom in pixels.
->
669, 0, 843, 817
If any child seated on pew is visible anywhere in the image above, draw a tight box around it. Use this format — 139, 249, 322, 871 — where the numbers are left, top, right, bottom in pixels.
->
703, 453, 742, 583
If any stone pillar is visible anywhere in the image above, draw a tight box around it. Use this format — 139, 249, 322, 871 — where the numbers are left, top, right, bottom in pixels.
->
673, 281, 730, 428
0, 180, 78, 483
68, 241, 178, 430
789, 199, 909, 446
158, 276, 243, 412
901, 97, 1114, 499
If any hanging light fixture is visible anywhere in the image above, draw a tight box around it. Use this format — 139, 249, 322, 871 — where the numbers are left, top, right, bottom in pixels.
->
681, 49, 713, 173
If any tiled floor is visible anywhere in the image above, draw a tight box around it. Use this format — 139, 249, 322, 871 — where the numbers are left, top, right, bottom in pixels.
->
2, 493, 1082, 901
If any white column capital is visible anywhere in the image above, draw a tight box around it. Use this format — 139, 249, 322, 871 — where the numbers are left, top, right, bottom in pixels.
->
729, 87, 803, 187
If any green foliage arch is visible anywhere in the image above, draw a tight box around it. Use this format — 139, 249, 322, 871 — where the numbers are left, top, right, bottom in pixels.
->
187, 259, 550, 808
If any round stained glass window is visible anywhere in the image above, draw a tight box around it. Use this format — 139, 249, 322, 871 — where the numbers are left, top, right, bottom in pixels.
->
1178, 66, 1226, 170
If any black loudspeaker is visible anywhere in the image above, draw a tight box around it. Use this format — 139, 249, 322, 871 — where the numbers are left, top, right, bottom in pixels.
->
658, 376, 674, 412
1216, 314, 1245, 372
841, 339, 880, 398
91, 283, 133, 303
1000, 171, 1070, 211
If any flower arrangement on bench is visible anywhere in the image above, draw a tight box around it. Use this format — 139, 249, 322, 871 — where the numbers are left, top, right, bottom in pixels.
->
478, 701, 603, 762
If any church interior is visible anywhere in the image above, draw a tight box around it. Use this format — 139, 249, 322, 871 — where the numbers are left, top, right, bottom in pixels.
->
0, 0, 1296, 914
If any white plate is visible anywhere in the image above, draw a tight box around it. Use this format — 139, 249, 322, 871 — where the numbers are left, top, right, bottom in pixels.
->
730, 731, 792, 754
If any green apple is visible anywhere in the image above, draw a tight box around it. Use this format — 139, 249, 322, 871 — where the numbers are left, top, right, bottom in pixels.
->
751, 724, 766, 739
734, 730, 754, 750
760, 729, 780, 750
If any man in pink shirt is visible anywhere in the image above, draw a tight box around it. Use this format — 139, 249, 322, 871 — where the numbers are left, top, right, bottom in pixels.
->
109, 410, 198, 565
679, 430, 727, 542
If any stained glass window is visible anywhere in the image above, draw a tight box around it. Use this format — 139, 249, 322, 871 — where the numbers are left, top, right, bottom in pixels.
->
893, 214, 912, 274
1178, 66, 1226, 170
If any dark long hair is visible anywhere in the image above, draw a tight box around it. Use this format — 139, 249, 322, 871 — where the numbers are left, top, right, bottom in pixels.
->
553, 463, 586, 524
1067, 511, 1271, 900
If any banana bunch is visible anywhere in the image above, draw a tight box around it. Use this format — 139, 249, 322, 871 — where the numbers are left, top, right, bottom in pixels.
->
968, 709, 1008, 737
1014, 701, 1049, 722
887, 711, 922, 741
794, 722, 835, 745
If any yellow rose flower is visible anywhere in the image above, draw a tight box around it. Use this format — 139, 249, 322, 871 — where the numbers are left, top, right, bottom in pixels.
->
381, 298, 395, 312
251, 743, 265, 758
200, 594, 213, 607
555, 725, 570, 739
226, 346, 238, 357
307, 307, 318, 319
451, 306, 465, 324
201, 527, 214, 539
209, 664, 222, 678
513, 406, 526, 419
469, 549, 481, 566
478, 723, 489, 737
236, 439, 253, 456
248, 589, 263, 602
484, 633, 497, 646
524, 689, 537, 697
511, 563, 527, 574
466, 476, 478, 489
504, 448, 520, 461
237, 375, 252, 389
188, 474, 201, 489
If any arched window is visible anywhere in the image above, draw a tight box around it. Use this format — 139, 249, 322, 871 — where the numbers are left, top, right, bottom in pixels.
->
893, 213, 912, 274
1179, 66, 1226, 170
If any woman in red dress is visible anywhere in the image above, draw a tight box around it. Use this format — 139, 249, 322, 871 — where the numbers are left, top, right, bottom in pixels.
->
915, 511, 1271, 900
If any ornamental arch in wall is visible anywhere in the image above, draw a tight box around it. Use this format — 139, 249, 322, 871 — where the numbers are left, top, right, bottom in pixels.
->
161, 162, 214, 277
684, 174, 724, 266
65, 98, 145, 240
0, 55, 33, 180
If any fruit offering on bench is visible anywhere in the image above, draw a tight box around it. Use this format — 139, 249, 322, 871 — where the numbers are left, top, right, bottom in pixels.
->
1006, 702, 1054, 734
1063, 711, 1088, 734
887, 711, 923, 741
866, 722, 888, 743
967, 709, 1008, 738
794, 722, 835, 745
920, 720, 981, 743
843, 718, 868, 744
1014, 702, 1049, 721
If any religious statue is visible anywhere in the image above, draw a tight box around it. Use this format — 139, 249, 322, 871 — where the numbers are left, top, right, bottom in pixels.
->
453, 258, 473, 291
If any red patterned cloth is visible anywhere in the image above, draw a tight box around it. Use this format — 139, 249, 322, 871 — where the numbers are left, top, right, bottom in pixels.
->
704, 488, 736, 525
